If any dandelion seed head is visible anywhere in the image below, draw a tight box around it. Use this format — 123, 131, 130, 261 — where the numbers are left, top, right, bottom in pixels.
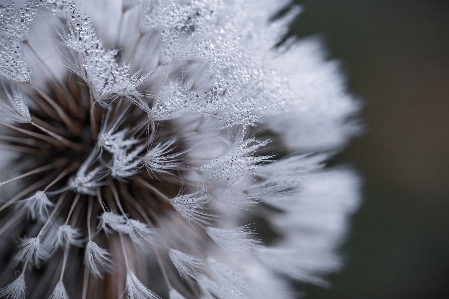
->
0, 0, 360, 298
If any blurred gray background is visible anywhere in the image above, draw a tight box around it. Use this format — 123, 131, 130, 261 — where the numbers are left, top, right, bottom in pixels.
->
283, 1, 449, 298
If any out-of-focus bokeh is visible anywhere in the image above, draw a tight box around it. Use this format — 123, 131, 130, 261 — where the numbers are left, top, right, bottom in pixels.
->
283, 1, 449, 298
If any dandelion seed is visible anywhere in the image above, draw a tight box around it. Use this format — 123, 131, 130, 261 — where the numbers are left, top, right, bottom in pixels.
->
111, 145, 146, 179
98, 212, 128, 235
84, 241, 113, 278
168, 249, 204, 281
211, 186, 258, 208
48, 281, 69, 299
247, 154, 327, 202
98, 105, 139, 154
60, 11, 152, 113
199, 131, 271, 184
143, 139, 184, 176
150, 81, 195, 121
15, 191, 54, 222
169, 192, 212, 225
0, 83, 31, 123
0, 274, 26, 299
68, 148, 107, 195
99, 127, 139, 154
205, 225, 261, 255
53, 225, 83, 248
14, 237, 48, 269
125, 271, 161, 299
124, 219, 156, 248
255, 247, 335, 286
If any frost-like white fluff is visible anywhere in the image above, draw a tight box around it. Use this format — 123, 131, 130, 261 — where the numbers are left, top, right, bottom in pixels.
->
48, 282, 69, 299
0, 274, 27, 299
258, 169, 361, 286
169, 192, 212, 225
263, 40, 361, 151
16, 191, 54, 221
0, 0, 361, 298
125, 272, 161, 299
206, 226, 261, 255
124, 219, 156, 249
144, 139, 185, 176
84, 241, 113, 278
0, 83, 31, 124
169, 248, 204, 281
53, 225, 83, 248
14, 237, 49, 269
